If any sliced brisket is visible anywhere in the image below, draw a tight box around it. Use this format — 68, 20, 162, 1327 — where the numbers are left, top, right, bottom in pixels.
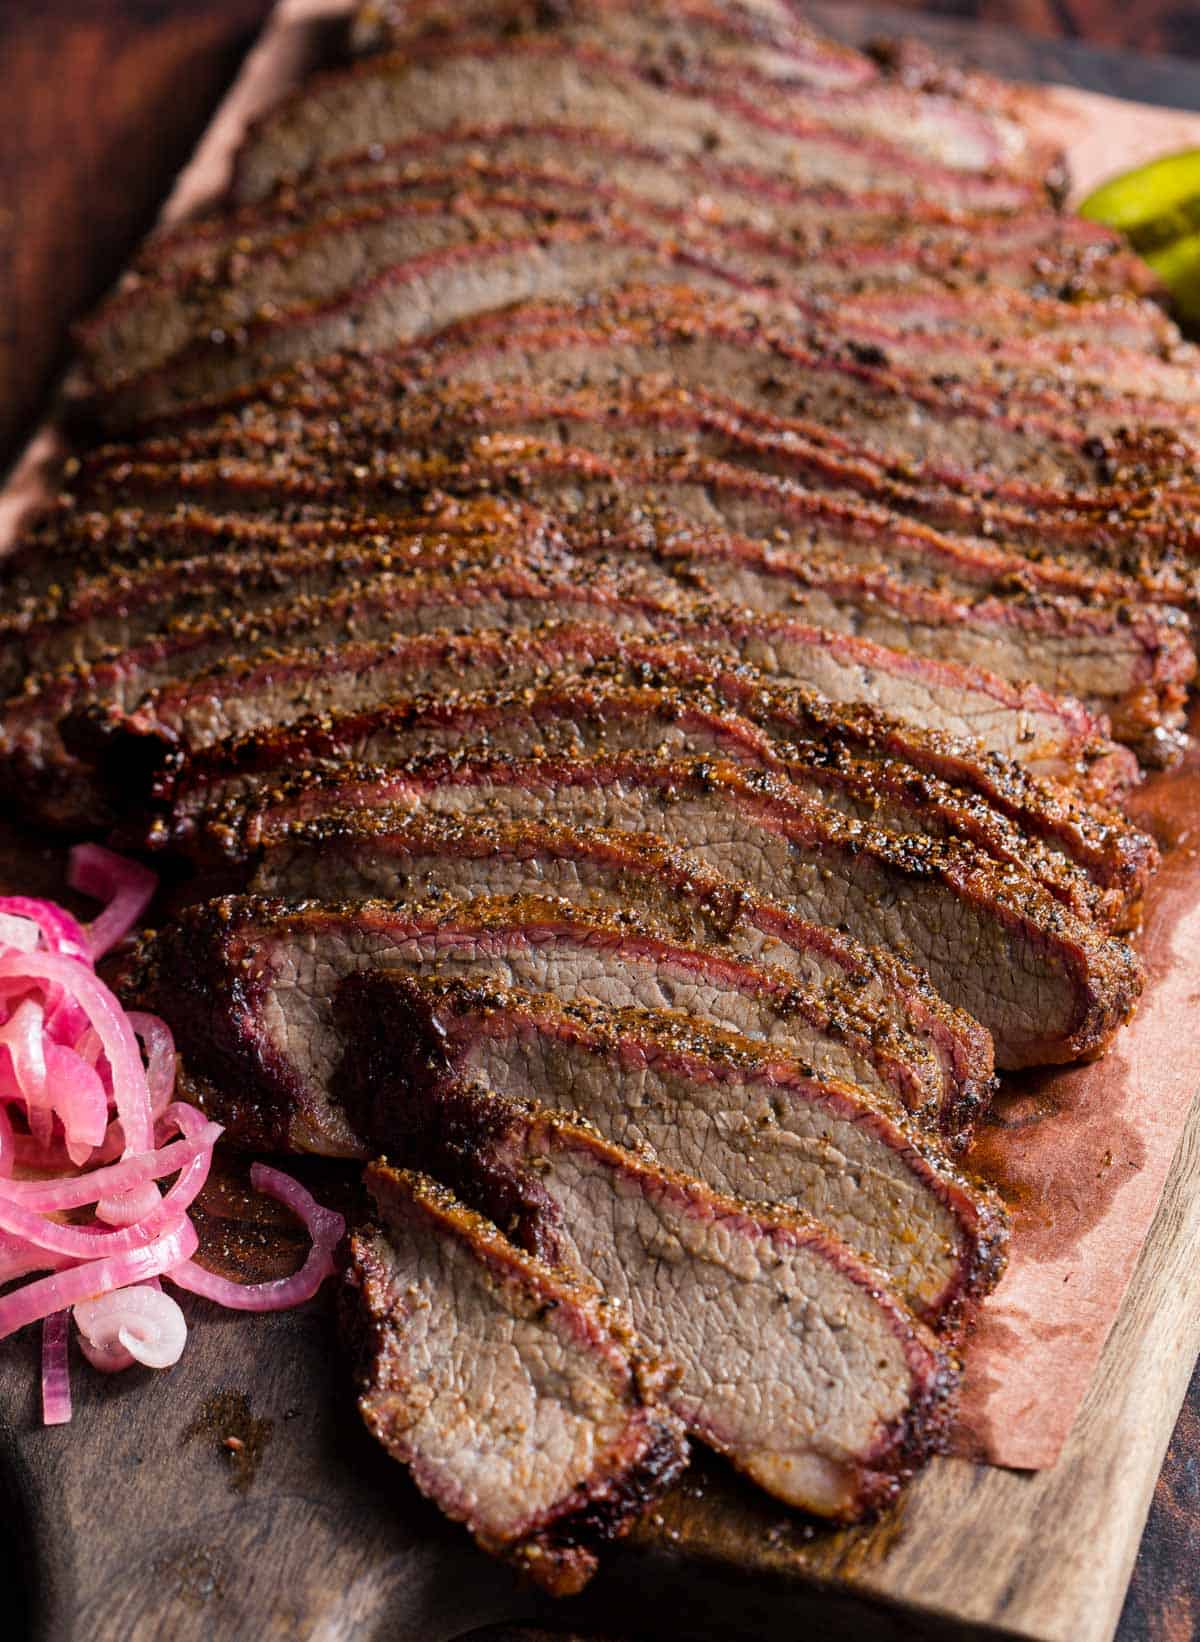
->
0, 496, 536, 603
145, 128, 1133, 299
121, 893, 1006, 1310
345, 1163, 688, 1594
13, 564, 1128, 830
196, 750, 1144, 1066
146, 676, 1130, 930
344, 0, 879, 97
78, 427, 1187, 613
337, 965, 1007, 1326
32, 478, 1190, 751
351, 1087, 959, 1517
122, 885, 957, 1139
229, 34, 1045, 206
138, 627, 1155, 932
239, 810, 995, 1129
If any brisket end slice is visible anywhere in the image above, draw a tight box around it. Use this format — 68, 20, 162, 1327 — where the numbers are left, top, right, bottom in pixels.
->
346, 1163, 689, 1593
364, 1078, 959, 1519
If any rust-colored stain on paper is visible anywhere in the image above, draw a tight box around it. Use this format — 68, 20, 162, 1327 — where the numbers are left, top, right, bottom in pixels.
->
954, 717, 1200, 1468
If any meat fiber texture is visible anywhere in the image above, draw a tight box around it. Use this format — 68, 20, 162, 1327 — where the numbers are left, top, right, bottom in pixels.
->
344, 1165, 689, 1593
3, 0, 1200, 1480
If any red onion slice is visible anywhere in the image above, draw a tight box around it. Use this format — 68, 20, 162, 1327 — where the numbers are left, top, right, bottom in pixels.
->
125, 1012, 177, 1118
41, 1311, 72, 1425
0, 1103, 13, 1177
168, 1164, 344, 1312
76, 1331, 135, 1374
0, 1123, 221, 1211
75, 1285, 187, 1372
0, 914, 39, 953
0, 1218, 198, 1340
0, 952, 153, 1155
67, 845, 157, 961
96, 1182, 162, 1226
0, 1246, 69, 1284
44, 1043, 109, 1161
0, 898, 90, 963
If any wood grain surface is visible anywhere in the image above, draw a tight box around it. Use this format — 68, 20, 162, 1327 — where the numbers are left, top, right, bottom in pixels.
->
2, 6, 1200, 1641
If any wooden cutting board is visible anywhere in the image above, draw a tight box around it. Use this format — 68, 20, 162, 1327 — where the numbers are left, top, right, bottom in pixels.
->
4, 9, 1200, 1641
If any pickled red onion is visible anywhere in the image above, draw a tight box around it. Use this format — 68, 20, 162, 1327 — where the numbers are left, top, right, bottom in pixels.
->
0, 1219, 199, 1339
168, 1164, 344, 1312
126, 1012, 177, 1118
0, 1125, 221, 1209
76, 1286, 187, 1372
96, 1182, 162, 1226
67, 844, 157, 960
0, 915, 38, 953
41, 1312, 71, 1425
0, 898, 89, 962
0, 877, 344, 1427
0, 950, 153, 1155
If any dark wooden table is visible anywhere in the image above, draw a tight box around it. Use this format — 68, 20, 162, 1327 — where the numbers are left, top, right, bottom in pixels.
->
0, 4, 1196, 1638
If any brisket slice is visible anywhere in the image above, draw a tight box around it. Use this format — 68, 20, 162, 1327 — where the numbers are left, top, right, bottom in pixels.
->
108, 278, 1188, 437
146, 129, 1130, 299
82, 185, 811, 395
32, 475, 1190, 751
352, 1087, 959, 1517
345, 1163, 688, 1595
77, 189, 718, 394
76, 457, 1192, 755
151, 677, 1125, 931
240, 811, 995, 1127
166, 884, 959, 1140
335, 965, 1007, 1327
76, 214, 1181, 451
104, 623, 1145, 896
119, 886, 1004, 1307
229, 35, 1044, 207
78, 318, 1200, 579
19, 568, 1128, 832
203, 751, 1143, 1067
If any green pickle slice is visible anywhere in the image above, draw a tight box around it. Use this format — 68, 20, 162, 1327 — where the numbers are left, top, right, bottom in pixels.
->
1080, 147, 1200, 323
